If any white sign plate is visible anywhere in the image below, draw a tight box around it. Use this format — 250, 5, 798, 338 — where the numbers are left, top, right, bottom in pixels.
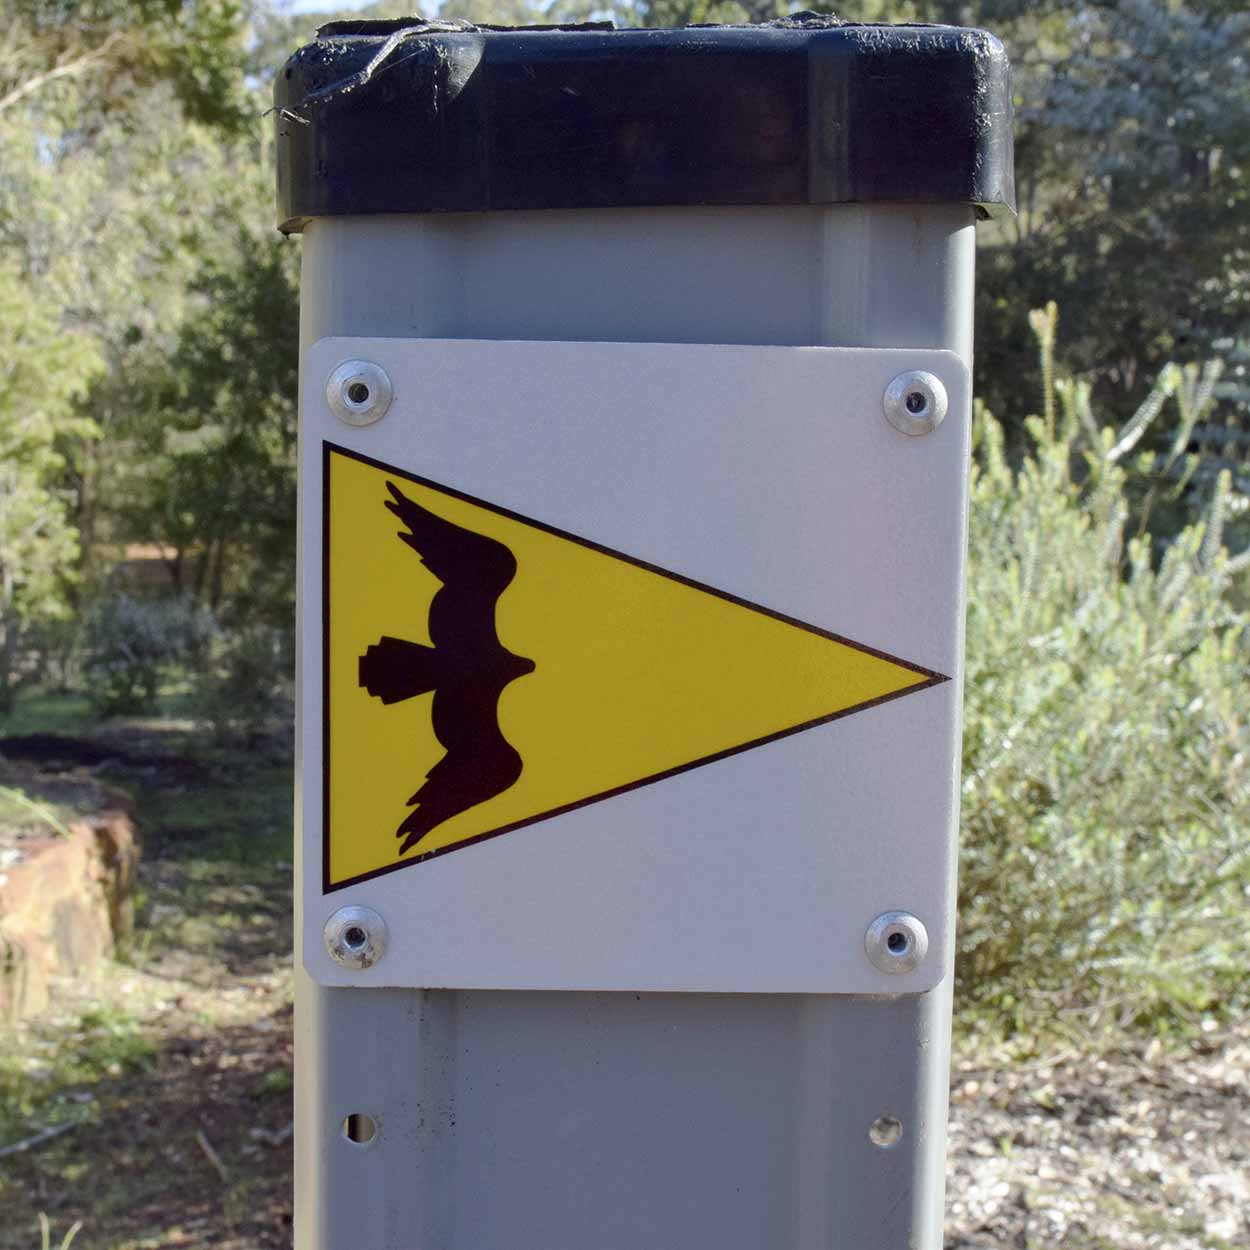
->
299, 338, 969, 993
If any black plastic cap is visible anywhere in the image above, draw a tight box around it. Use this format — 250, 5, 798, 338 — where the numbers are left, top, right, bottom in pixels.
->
274, 17, 1014, 233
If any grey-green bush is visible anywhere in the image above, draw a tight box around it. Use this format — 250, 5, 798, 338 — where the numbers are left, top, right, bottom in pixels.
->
82, 594, 213, 716
958, 310, 1250, 1038
192, 623, 293, 743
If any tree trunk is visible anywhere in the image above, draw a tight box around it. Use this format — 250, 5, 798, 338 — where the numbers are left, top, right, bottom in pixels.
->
0, 564, 17, 715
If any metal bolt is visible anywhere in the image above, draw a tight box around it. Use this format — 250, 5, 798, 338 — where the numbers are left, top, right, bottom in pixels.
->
326, 359, 393, 426
324, 905, 388, 970
864, 910, 928, 974
883, 370, 947, 436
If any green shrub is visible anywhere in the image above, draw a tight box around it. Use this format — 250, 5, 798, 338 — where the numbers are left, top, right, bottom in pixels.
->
191, 623, 293, 742
37, 1214, 82, 1250
958, 311, 1250, 1039
81, 594, 212, 716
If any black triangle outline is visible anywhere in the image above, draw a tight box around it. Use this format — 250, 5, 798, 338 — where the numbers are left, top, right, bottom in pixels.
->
323, 440, 948, 894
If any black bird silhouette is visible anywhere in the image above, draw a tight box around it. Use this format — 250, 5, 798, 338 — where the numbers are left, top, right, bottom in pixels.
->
358, 481, 536, 856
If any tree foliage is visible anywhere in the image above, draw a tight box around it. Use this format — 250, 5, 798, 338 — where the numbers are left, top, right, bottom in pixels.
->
113, 229, 299, 619
0, 0, 268, 699
972, 0, 1250, 423
0, 0, 251, 132
0, 261, 102, 705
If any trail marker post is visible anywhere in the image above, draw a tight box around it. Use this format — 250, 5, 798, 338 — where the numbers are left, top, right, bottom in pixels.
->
276, 18, 1013, 1249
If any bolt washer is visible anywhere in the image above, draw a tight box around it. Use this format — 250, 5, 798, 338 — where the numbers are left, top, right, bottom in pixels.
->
864, 910, 929, 974
324, 905, 388, 970
883, 370, 948, 436
326, 359, 393, 426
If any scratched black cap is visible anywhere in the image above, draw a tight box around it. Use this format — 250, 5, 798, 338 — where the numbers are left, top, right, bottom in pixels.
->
274, 15, 1014, 233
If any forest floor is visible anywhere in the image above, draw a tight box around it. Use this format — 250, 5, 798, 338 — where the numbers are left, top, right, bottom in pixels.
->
0, 699, 294, 1250
945, 1026, 1249, 1249
0, 693, 1246, 1250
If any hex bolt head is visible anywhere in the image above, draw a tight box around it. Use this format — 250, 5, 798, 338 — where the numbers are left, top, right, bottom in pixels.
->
864, 910, 929, 974
324, 905, 388, 970
883, 370, 948, 436
327, 359, 393, 426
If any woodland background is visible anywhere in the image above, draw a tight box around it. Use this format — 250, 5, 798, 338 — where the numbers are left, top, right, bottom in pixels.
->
0, 2, 1248, 1246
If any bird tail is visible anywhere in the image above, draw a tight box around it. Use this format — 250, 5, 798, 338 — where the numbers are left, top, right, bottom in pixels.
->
359, 636, 442, 704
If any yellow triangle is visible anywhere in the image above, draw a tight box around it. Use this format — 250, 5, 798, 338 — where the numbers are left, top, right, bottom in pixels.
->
324, 443, 943, 890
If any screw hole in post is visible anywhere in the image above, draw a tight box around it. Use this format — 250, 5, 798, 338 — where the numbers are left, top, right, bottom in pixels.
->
343, 926, 367, 950
343, 1113, 378, 1144
905, 390, 927, 414
886, 930, 908, 954
346, 381, 371, 405
869, 1115, 903, 1149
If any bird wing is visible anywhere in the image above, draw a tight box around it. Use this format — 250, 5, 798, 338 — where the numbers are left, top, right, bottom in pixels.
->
395, 694, 523, 855
385, 481, 518, 650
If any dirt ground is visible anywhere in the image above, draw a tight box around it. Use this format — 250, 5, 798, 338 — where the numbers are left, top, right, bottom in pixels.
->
0, 724, 1246, 1250
0, 725, 294, 1250
946, 1027, 1250, 1249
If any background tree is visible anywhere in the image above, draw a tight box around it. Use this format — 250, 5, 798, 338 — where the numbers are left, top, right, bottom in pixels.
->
0, 0, 250, 131
0, 0, 1246, 695
0, 0, 271, 703
0, 262, 101, 707
111, 229, 300, 621
969, 1, 1250, 421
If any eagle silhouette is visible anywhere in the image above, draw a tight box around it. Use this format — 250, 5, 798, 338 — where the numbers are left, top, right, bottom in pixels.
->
358, 481, 536, 856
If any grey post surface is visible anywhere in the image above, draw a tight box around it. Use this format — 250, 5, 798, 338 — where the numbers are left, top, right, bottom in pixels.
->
296, 202, 975, 1249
